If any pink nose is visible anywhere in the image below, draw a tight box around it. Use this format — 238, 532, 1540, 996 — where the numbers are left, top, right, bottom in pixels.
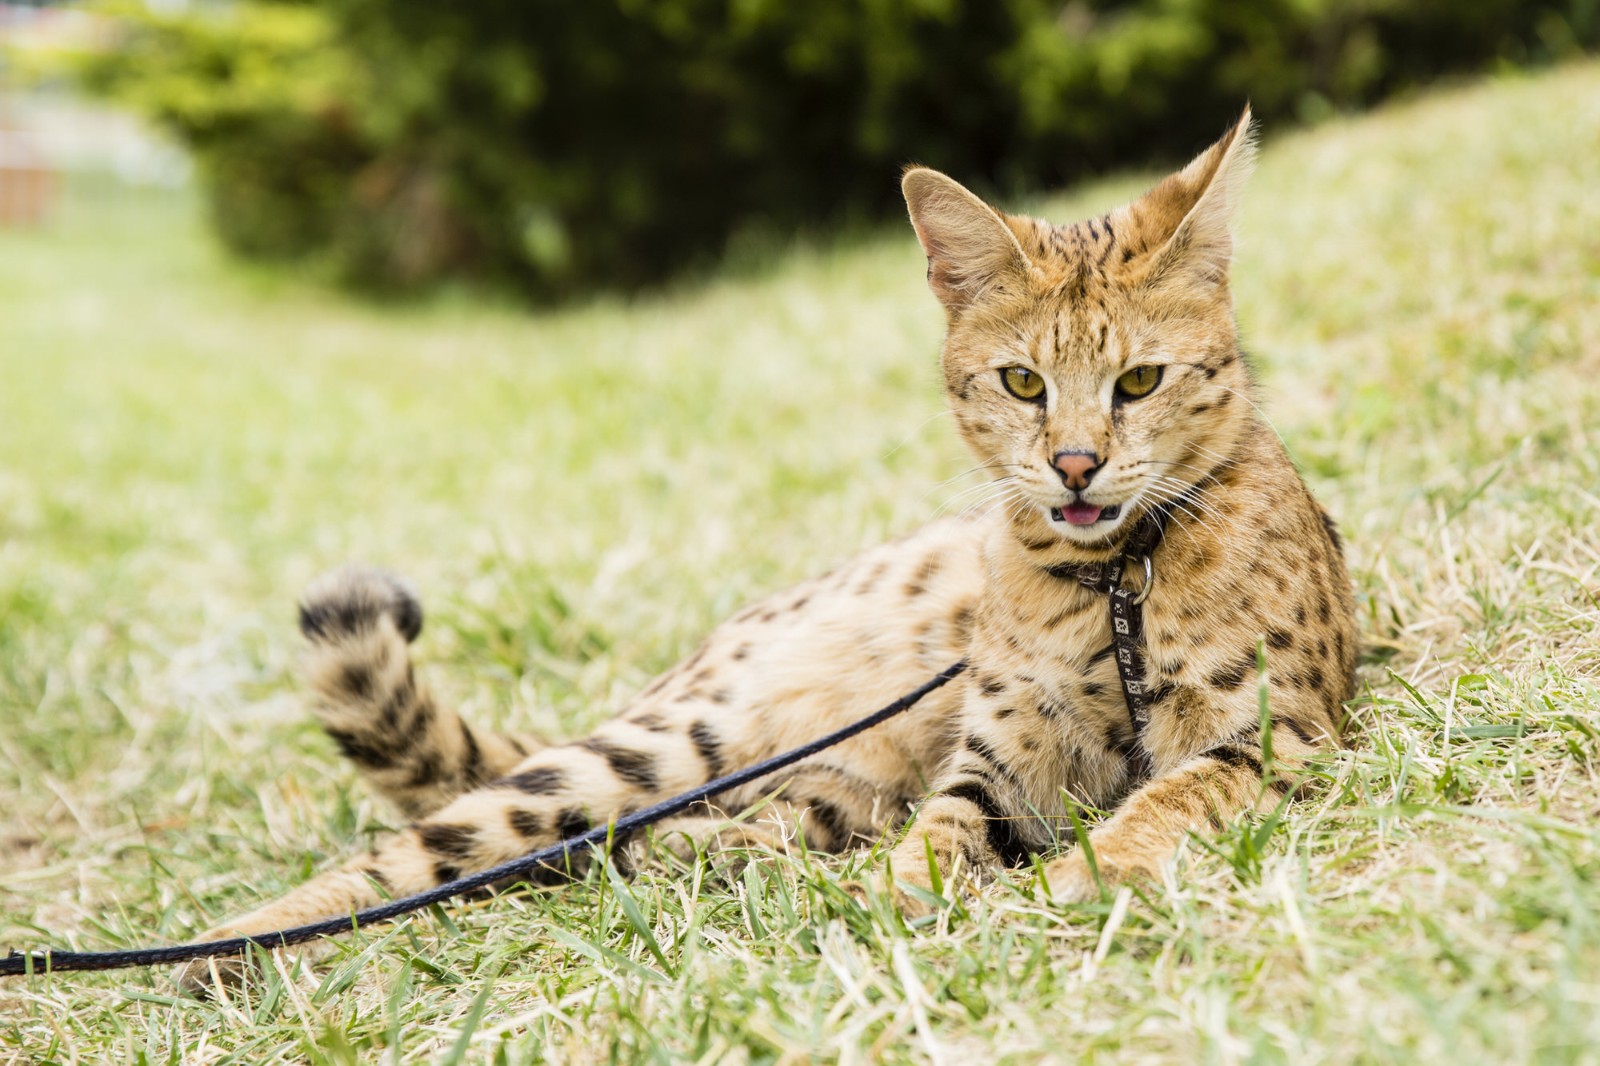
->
1052, 450, 1099, 490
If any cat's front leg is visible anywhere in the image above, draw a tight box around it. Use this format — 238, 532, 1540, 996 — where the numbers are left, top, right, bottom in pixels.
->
1042, 726, 1313, 902
881, 706, 1037, 915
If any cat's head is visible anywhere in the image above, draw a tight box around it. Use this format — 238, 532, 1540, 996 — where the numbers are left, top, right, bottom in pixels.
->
905, 110, 1256, 550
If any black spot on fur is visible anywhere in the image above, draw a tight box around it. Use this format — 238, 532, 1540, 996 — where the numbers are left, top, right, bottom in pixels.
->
980, 677, 1008, 696
1043, 561, 1098, 584
1208, 653, 1256, 690
507, 766, 566, 795
1144, 681, 1176, 707
434, 862, 462, 884
378, 670, 419, 732
688, 720, 725, 779
1319, 510, 1343, 553
630, 712, 674, 733
1204, 745, 1264, 776
855, 562, 888, 595
418, 823, 477, 861
1036, 695, 1072, 720
508, 809, 543, 838
1267, 628, 1294, 651
578, 738, 661, 792
1085, 643, 1116, 667
964, 734, 1022, 786
298, 600, 372, 642
555, 807, 591, 840
407, 751, 442, 787
804, 799, 850, 850
460, 721, 484, 781
340, 663, 372, 699
995, 707, 1016, 719
325, 728, 397, 769
940, 782, 1031, 866
1274, 716, 1318, 745
390, 593, 423, 643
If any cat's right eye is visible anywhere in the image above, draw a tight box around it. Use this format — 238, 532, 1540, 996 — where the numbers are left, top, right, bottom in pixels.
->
1001, 366, 1046, 401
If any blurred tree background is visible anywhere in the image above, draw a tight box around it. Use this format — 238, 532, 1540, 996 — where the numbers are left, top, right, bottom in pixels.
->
48, 0, 1600, 296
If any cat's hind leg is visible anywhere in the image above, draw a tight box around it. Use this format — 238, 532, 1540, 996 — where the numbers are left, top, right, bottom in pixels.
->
299, 566, 543, 819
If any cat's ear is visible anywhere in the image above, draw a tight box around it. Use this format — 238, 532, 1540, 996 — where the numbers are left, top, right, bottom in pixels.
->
1130, 107, 1257, 290
902, 168, 1032, 315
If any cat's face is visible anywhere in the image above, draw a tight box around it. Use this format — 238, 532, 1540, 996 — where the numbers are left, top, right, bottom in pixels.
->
905, 111, 1256, 548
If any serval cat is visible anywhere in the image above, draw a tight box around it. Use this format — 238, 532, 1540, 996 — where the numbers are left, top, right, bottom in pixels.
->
178, 107, 1356, 990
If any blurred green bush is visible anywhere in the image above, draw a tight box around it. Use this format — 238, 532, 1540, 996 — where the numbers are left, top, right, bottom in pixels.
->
59, 0, 1599, 295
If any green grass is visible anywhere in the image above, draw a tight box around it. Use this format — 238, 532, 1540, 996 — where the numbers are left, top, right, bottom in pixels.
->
3, 62, 1600, 1063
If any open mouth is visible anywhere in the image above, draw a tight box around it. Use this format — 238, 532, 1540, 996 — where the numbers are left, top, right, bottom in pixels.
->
1050, 502, 1122, 527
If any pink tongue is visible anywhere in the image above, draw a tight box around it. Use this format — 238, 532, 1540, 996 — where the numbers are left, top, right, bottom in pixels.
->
1061, 502, 1103, 526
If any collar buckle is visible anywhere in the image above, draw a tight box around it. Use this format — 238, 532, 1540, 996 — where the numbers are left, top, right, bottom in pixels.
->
1129, 554, 1156, 605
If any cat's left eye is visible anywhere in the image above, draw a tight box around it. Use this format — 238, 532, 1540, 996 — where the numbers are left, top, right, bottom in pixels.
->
1001, 366, 1046, 401
1114, 365, 1163, 400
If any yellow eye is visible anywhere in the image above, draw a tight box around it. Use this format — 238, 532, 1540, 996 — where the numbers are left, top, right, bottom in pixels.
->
1001, 366, 1046, 401
1114, 365, 1163, 399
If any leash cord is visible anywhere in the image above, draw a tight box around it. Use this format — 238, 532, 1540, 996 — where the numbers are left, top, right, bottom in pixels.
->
1, 661, 967, 977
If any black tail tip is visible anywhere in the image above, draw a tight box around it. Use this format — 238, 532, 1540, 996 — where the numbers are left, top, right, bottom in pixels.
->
298, 566, 424, 644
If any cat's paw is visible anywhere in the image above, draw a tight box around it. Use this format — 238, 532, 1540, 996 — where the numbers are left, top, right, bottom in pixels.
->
623, 817, 787, 880
299, 565, 423, 645
173, 952, 252, 998
171, 927, 263, 997
877, 848, 973, 919
1041, 849, 1154, 904
876, 869, 938, 919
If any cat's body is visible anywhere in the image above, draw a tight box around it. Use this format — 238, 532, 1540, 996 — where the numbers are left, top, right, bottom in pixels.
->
178, 108, 1356, 990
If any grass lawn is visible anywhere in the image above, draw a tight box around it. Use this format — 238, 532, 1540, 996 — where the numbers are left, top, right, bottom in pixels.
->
3, 62, 1600, 1063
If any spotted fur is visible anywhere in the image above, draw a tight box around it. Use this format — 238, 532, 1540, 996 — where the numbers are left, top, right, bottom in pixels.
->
177, 108, 1356, 991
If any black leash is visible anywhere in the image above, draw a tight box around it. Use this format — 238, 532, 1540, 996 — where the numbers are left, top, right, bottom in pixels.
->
2, 502, 1184, 979
1, 662, 968, 977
